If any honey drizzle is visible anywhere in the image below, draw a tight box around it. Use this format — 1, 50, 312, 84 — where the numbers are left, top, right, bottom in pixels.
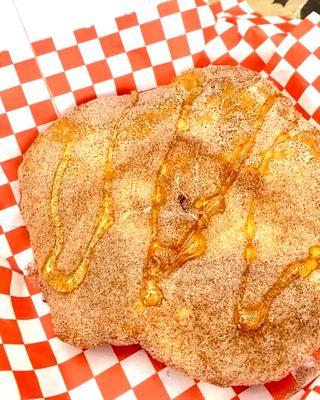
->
237, 245, 320, 332
141, 80, 278, 306
235, 130, 292, 331
42, 92, 139, 292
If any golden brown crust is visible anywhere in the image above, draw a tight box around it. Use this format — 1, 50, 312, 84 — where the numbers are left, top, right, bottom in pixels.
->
19, 65, 320, 386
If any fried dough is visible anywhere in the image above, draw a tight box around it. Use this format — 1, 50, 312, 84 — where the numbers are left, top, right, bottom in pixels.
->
19, 65, 320, 386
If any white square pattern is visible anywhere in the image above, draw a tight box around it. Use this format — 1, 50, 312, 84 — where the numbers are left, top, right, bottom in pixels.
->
120, 26, 145, 51
7, 106, 35, 133
69, 379, 104, 400
65, 66, 92, 91
205, 36, 228, 62
173, 56, 194, 74
107, 53, 132, 78
115, 390, 138, 400
79, 39, 105, 64
187, 30, 205, 54
54, 92, 76, 115
36, 366, 67, 397
0, 166, 9, 186
18, 318, 47, 344
162, 13, 186, 39
0, 98, 5, 114
298, 85, 320, 115
0, 294, 15, 319
229, 39, 253, 63
270, 58, 295, 86
133, 68, 157, 92
147, 41, 172, 65
120, 349, 155, 387
198, 382, 236, 400
22, 79, 50, 104
0, 65, 20, 91
37, 52, 64, 76
94, 80, 117, 96
239, 385, 273, 400
158, 367, 195, 398
4, 344, 33, 370
85, 344, 118, 376
0, 205, 25, 232
32, 293, 51, 317
0, 235, 12, 259
0, 372, 20, 400
297, 54, 320, 84
10, 269, 30, 297
300, 26, 320, 53
0, 136, 22, 162
49, 337, 82, 364
13, 248, 34, 273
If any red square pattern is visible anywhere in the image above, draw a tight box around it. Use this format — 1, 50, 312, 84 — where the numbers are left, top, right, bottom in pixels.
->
5, 226, 30, 254
113, 344, 141, 361
115, 74, 136, 95
0, 51, 12, 67
40, 314, 56, 339
116, 12, 139, 30
59, 46, 84, 70
75, 26, 97, 43
15, 59, 42, 83
182, 9, 201, 32
158, 0, 179, 17
0, 319, 23, 344
285, 42, 310, 69
265, 373, 297, 400
167, 35, 190, 59
96, 364, 130, 400
59, 353, 93, 390
11, 296, 37, 320
141, 20, 165, 45
0, 344, 11, 370
128, 48, 151, 71
1, 86, 27, 112
26, 341, 57, 369
285, 72, 310, 101
87, 60, 111, 83
46, 73, 71, 96
32, 38, 56, 56
0, 266, 11, 294
0, 184, 16, 210
134, 374, 170, 400
16, 128, 39, 155
1, 156, 23, 182
100, 33, 125, 57
14, 371, 43, 399
0, 114, 12, 138
29, 100, 57, 125
153, 63, 176, 85
74, 86, 96, 106
175, 385, 204, 400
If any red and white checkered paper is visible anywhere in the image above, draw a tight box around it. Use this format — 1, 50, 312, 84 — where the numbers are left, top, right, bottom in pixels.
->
0, 0, 320, 399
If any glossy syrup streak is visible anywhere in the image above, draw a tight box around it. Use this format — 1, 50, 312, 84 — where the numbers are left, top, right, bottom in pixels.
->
234, 122, 320, 332
140, 73, 279, 307
43, 73, 320, 333
42, 92, 138, 292
234, 130, 292, 332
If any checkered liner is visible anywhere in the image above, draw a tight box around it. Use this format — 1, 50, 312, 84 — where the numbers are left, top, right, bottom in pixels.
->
0, 0, 320, 399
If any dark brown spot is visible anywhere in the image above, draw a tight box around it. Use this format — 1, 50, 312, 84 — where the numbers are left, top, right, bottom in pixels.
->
178, 194, 189, 211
